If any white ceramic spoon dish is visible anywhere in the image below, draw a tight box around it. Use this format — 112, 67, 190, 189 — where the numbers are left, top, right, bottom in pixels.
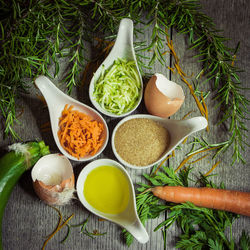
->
76, 158, 149, 244
35, 75, 109, 161
112, 114, 208, 169
89, 18, 143, 117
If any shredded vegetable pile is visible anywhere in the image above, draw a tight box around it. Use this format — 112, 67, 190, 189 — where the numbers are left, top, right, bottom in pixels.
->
93, 58, 141, 115
58, 104, 104, 159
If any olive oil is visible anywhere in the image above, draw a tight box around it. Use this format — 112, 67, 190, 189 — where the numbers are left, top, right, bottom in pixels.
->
84, 165, 130, 214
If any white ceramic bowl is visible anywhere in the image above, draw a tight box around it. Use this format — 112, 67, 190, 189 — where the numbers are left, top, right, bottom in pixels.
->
35, 75, 109, 162
76, 158, 134, 218
76, 158, 149, 243
89, 18, 143, 118
112, 114, 208, 169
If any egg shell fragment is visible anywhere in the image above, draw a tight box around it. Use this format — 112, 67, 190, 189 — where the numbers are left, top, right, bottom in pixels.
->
31, 153, 75, 205
144, 73, 185, 118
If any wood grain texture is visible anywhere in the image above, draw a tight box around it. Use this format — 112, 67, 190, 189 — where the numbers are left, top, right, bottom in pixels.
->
169, 0, 250, 247
1, 1, 249, 249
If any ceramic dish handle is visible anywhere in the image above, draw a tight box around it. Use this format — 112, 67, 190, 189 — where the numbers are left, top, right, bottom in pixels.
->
125, 219, 149, 244
108, 18, 134, 60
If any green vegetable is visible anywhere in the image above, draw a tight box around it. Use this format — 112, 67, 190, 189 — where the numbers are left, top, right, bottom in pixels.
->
0, 141, 50, 250
93, 58, 141, 115
124, 165, 250, 249
0, 1, 248, 165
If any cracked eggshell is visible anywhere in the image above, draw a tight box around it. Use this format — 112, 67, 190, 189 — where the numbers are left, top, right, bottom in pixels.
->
31, 153, 75, 205
144, 73, 185, 118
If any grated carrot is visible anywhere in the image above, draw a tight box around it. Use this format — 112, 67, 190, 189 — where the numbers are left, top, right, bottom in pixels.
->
98, 218, 106, 221
42, 206, 74, 250
42, 213, 74, 250
162, 50, 170, 56
180, 112, 194, 144
174, 154, 194, 173
58, 104, 104, 159
231, 55, 236, 67
152, 150, 176, 175
175, 146, 220, 173
204, 161, 221, 176
153, 154, 173, 176
36, 94, 47, 107
42, 207, 63, 250
182, 137, 188, 145
182, 110, 194, 120
190, 153, 210, 164
103, 41, 115, 56
165, 34, 210, 124
167, 66, 176, 73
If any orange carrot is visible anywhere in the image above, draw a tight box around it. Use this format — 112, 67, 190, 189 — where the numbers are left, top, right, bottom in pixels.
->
58, 104, 104, 159
151, 186, 250, 216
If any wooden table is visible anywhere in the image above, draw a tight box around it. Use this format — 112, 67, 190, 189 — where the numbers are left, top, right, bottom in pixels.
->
1, 1, 249, 249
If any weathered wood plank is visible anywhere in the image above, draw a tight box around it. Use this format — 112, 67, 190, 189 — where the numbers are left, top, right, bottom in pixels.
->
167, 0, 250, 248
1, 1, 249, 250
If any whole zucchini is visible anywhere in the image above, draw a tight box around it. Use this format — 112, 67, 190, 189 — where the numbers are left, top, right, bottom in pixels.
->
0, 141, 50, 250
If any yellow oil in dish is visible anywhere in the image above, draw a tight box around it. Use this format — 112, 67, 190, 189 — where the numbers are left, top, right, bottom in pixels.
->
84, 165, 130, 214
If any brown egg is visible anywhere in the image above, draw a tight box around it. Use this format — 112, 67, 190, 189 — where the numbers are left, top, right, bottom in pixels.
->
144, 73, 185, 117
31, 154, 75, 205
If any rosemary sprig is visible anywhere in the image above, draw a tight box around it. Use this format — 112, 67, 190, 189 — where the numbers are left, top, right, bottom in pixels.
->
69, 216, 107, 239
163, 0, 249, 164
0, 0, 248, 165
144, 0, 167, 66
187, 136, 229, 159
0, 0, 88, 137
124, 165, 250, 249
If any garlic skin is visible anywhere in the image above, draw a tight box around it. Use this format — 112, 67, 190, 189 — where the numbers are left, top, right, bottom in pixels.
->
144, 73, 185, 118
31, 154, 75, 205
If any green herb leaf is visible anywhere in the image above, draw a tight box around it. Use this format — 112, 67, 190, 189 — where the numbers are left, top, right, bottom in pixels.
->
124, 165, 248, 248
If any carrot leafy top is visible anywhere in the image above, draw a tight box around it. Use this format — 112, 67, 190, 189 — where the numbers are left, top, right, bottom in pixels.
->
124, 165, 249, 249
